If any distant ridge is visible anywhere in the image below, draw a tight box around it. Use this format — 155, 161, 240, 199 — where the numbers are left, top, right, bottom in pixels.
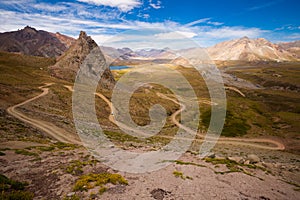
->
101, 37, 299, 62
207, 37, 298, 62
278, 40, 300, 59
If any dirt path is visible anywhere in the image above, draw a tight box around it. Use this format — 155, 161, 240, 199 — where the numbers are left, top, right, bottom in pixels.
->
65, 85, 284, 150
7, 83, 81, 144
225, 86, 246, 97
157, 92, 285, 150
66, 85, 152, 138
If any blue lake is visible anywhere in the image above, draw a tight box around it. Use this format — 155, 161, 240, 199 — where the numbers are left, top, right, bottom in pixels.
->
110, 66, 130, 70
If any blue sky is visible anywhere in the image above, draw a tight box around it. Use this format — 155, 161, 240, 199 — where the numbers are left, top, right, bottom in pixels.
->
0, 0, 299, 49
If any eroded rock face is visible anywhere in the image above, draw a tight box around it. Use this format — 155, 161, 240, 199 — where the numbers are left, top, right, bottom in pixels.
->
49, 31, 115, 89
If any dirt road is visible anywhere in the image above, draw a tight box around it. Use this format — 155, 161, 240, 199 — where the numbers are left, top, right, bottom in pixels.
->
157, 92, 285, 150
225, 86, 246, 97
7, 83, 81, 144
66, 85, 285, 150
90, 86, 284, 150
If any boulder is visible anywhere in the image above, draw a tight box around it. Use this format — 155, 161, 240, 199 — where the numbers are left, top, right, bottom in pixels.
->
227, 156, 244, 164
247, 154, 260, 164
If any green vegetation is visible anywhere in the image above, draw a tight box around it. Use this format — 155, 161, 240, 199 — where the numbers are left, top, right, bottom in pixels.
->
53, 142, 78, 150
201, 109, 250, 137
204, 157, 270, 176
173, 171, 193, 180
0, 174, 34, 200
73, 173, 128, 195
167, 160, 205, 167
63, 194, 80, 200
283, 180, 300, 190
15, 149, 39, 157
25, 146, 55, 152
65, 160, 97, 175
173, 171, 184, 179
0, 148, 10, 151
98, 186, 107, 195
204, 157, 243, 174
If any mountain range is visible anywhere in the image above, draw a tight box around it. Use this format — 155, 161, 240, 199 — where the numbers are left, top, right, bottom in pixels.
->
101, 37, 300, 62
207, 36, 298, 61
0, 26, 299, 62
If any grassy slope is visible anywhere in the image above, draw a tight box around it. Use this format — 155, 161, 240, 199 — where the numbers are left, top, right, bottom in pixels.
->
0, 52, 56, 142
219, 62, 300, 152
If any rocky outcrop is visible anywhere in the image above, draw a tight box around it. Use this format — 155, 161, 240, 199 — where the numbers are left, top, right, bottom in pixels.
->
49, 31, 115, 89
0, 26, 74, 57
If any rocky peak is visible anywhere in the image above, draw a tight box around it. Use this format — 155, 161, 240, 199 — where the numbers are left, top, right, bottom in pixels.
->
240, 36, 249, 40
79, 31, 87, 38
22, 26, 38, 33
49, 31, 115, 89
76, 31, 97, 52
19, 26, 38, 39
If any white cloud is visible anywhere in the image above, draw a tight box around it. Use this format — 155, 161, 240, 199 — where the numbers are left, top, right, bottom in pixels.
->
33, 3, 67, 12
155, 31, 197, 39
184, 18, 211, 27
77, 0, 141, 12
0, 9, 133, 35
148, 0, 161, 9
0, 8, 270, 49
285, 33, 300, 40
203, 26, 267, 39
248, 1, 280, 11
207, 21, 223, 26
149, 3, 160, 9
0, 1, 276, 50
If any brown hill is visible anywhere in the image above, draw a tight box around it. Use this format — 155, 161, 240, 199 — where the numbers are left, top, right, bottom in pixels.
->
0, 26, 75, 58
49, 31, 115, 89
207, 37, 298, 61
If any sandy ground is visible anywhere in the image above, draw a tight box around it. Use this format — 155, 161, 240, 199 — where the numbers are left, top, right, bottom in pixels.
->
1, 143, 299, 200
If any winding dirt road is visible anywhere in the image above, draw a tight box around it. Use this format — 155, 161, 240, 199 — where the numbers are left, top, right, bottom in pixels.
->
7, 83, 81, 144
157, 92, 284, 150
7, 83, 283, 150
66, 85, 284, 150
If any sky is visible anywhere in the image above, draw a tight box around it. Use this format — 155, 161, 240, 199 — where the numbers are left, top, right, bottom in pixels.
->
0, 0, 299, 49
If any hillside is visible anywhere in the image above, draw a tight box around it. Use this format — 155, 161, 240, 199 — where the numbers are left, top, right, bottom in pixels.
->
0, 26, 75, 58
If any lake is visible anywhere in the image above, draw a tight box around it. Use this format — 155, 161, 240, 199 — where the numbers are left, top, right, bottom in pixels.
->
110, 66, 130, 70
